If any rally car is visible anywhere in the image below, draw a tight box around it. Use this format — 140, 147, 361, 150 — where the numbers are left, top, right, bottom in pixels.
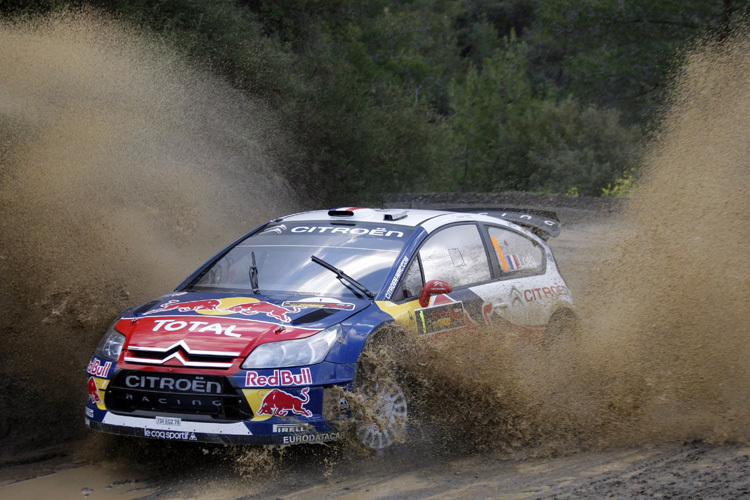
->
85, 207, 576, 449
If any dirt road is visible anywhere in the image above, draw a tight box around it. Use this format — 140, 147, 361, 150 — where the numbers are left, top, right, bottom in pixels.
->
1, 216, 747, 500
7, 440, 749, 500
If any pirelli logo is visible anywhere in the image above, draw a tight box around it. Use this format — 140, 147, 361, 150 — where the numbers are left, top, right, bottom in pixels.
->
272, 423, 308, 433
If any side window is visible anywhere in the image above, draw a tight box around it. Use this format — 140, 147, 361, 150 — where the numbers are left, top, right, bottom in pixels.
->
487, 226, 544, 275
398, 260, 423, 300
419, 224, 491, 288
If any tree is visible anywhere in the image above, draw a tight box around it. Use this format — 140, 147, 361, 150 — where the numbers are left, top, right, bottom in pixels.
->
528, 0, 746, 123
450, 33, 533, 191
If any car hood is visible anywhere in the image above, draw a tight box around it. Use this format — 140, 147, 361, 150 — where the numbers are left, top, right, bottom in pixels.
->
116, 293, 369, 365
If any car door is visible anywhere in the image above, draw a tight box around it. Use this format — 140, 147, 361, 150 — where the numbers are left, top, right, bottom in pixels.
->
391, 221, 555, 338
393, 223, 495, 336
475, 223, 551, 336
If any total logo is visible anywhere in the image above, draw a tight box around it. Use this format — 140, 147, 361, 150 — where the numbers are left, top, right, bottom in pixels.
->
245, 368, 312, 388
151, 319, 240, 338
86, 359, 112, 378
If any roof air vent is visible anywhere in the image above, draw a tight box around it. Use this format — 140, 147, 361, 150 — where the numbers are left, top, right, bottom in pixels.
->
328, 207, 365, 217
383, 211, 407, 221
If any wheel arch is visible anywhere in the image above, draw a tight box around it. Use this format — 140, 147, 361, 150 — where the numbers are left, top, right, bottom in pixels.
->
543, 306, 580, 348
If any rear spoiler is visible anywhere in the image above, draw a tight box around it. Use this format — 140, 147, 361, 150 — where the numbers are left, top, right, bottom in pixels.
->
448, 207, 561, 240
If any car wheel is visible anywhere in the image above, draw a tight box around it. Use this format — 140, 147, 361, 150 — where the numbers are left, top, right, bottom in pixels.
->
543, 309, 579, 349
353, 343, 408, 451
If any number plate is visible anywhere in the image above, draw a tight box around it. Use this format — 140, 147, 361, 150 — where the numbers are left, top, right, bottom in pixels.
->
155, 416, 182, 426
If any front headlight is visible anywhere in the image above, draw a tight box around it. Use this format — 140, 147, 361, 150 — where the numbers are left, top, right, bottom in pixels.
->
242, 324, 341, 369
94, 323, 126, 361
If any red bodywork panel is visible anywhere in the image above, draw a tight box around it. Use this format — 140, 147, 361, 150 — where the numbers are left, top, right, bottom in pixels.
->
115, 315, 318, 375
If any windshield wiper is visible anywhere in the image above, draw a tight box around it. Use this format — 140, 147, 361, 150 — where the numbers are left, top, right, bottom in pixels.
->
249, 251, 260, 294
310, 255, 375, 300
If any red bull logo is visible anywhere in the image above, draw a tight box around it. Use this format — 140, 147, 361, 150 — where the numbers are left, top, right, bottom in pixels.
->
257, 387, 312, 417
144, 297, 300, 323
225, 302, 300, 323
88, 377, 102, 404
86, 359, 112, 378
245, 368, 312, 388
143, 299, 221, 314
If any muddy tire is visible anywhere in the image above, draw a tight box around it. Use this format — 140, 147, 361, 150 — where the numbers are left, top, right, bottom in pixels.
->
352, 341, 408, 451
542, 309, 579, 349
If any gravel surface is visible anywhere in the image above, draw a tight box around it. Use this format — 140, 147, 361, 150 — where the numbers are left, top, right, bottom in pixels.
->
1, 194, 747, 500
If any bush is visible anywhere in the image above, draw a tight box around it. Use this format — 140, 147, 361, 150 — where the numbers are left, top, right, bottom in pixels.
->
512, 97, 641, 196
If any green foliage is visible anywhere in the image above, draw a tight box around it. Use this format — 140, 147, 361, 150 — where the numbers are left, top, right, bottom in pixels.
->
449, 35, 638, 196
292, 48, 456, 201
508, 98, 640, 196
84, 0, 297, 100
601, 169, 637, 198
529, 0, 746, 123
450, 33, 534, 190
3, 0, 739, 203
346, 0, 463, 114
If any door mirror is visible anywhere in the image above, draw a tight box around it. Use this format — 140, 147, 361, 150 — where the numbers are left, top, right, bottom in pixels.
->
419, 279, 453, 307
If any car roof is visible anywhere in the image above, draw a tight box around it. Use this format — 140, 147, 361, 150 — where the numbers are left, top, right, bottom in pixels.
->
279, 207, 486, 227
278, 207, 560, 239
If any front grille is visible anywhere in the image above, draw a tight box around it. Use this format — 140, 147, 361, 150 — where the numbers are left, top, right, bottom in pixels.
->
105, 370, 252, 420
123, 341, 238, 369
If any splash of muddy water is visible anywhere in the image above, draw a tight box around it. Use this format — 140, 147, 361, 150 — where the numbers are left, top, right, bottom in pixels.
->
577, 31, 750, 446
0, 12, 300, 451
397, 30, 749, 457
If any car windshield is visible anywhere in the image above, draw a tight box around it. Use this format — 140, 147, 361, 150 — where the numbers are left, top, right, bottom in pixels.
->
190, 221, 414, 299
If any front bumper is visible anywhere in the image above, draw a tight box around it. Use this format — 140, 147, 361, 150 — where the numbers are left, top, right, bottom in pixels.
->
85, 360, 353, 445
85, 413, 342, 445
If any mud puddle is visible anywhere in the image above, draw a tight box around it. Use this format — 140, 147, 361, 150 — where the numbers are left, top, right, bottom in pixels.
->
0, 462, 151, 500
